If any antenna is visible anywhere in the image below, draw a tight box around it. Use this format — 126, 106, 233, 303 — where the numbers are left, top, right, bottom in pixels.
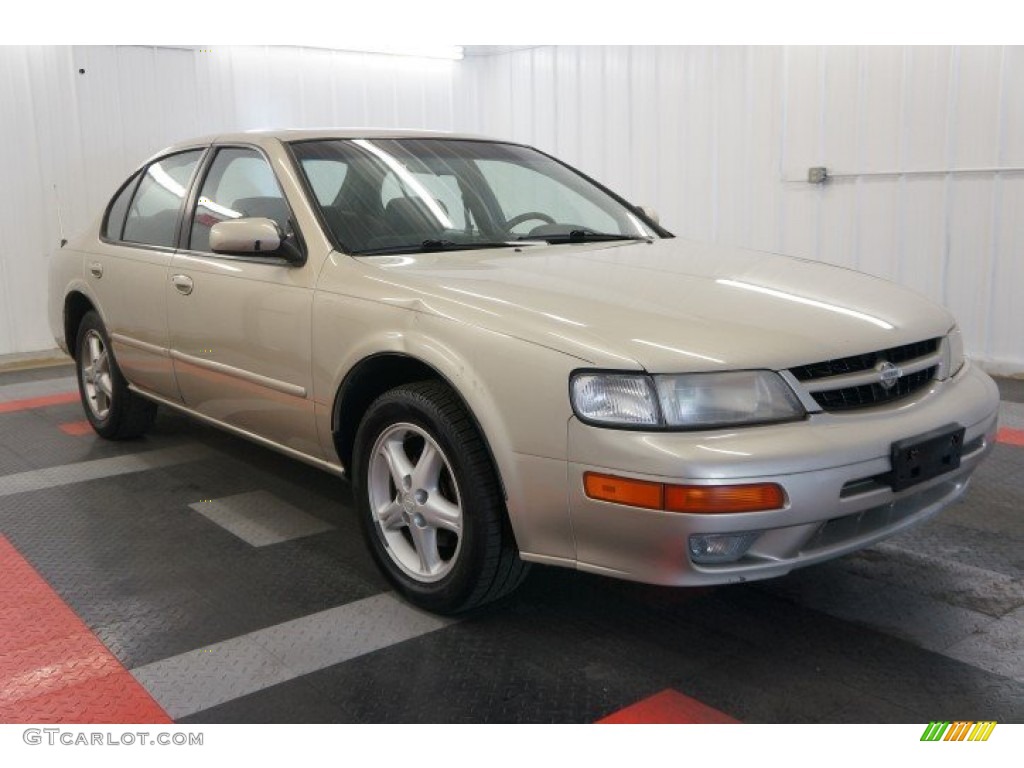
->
53, 183, 67, 248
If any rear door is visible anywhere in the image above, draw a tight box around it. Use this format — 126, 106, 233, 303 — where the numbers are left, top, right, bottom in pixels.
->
89, 149, 205, 401
165, 144, 322, 458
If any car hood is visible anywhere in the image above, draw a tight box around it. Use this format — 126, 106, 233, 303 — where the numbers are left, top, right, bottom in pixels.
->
352, 238, 954, 372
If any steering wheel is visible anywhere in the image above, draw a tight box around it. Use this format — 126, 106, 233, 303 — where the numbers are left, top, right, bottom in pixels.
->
505, 211, 556, 230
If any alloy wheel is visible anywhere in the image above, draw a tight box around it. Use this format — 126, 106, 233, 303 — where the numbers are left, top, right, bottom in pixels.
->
367, 422, 463, 583
81, 329, 113, 420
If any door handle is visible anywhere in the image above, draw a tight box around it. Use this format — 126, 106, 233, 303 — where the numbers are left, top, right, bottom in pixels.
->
89, 262, 103, 278
171, 274, 194, 295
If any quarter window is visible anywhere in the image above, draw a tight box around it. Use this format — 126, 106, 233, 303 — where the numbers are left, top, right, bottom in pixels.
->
103, 171, 141, 240
122, 151, 203, 248
190, 148, 292, 253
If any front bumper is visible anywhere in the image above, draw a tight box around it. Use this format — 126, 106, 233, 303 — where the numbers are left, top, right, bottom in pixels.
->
565, 362, 1000, 586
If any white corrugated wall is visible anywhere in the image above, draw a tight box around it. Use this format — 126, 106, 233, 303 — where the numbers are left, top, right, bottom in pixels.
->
459, 45, 1024, 375
2, 45, 1021, 374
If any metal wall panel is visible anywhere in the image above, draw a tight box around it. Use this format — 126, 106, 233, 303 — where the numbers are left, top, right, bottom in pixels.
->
461, 45, 1024, 374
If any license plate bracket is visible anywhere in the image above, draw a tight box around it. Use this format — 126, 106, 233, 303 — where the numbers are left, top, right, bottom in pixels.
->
889, 423, 965, 492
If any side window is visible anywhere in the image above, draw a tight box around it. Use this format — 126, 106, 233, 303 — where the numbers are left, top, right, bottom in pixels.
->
190, 148, 292, 253
122, 151, 203, 248
103, 171, 141, 240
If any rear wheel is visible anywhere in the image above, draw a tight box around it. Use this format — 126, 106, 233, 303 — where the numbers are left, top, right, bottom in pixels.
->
353, 381, 528, 614
75, 311, 157, 439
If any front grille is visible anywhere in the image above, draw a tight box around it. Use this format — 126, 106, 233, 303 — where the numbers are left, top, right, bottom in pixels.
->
812, 366, 936, 410
791, 337, 941, 412
789, 338, 940, 381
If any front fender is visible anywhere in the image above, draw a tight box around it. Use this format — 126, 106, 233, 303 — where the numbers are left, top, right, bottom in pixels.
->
312, 291, 579, 562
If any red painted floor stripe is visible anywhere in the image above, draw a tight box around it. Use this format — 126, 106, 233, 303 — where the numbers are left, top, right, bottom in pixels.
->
997, 427, 1024, 447
58, 420, 94, 436
0, 391, 79, 414
0, 535, 171, 724
597, 689, 739, 724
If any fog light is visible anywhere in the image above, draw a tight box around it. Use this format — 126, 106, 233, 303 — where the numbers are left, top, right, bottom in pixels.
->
688, 531, 762, 564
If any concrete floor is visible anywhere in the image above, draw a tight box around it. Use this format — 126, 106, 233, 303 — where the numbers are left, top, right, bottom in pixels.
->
1, 363, 1022, 723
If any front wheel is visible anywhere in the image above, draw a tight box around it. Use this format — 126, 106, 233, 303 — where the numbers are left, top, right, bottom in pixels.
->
352, 381, 528, 614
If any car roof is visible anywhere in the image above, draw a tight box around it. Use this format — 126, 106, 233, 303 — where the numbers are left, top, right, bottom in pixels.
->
161, 128, 504, 153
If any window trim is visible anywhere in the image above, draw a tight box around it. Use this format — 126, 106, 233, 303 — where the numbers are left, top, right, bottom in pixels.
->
177, 142, 307, 266
100, 147, 210, 253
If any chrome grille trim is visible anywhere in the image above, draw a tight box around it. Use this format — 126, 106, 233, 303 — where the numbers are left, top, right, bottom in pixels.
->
784, 337, 942, 412
801, 349, 942, 393
789, 338, 941, 381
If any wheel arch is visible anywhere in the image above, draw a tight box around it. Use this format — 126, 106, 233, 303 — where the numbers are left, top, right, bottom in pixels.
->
332, 351, 507, 498
315, 307, 578, 564
64, 290, 98, 360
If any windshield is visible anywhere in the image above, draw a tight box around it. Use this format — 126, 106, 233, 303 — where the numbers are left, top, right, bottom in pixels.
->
289, 138, 664, 255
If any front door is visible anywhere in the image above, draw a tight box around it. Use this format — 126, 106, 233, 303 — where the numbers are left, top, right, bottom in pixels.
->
166, 146, 321, 458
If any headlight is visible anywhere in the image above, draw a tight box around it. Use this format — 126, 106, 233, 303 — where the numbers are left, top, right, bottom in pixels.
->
570, 371, 805, 429
654, 371, 805, 427
938, 326, 965, 380
570, 373, 660, 427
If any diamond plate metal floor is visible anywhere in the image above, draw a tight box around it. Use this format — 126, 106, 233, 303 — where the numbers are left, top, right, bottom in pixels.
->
1, 364, 1022, 723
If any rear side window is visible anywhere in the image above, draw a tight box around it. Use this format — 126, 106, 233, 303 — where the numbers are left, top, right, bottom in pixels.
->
103, 171, 141, 240
122, 150, 203, 248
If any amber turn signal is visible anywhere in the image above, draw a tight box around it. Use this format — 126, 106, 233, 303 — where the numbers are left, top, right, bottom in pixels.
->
584, 472, 784, 514
583, 473, 664, 510
664, 483, 784, 513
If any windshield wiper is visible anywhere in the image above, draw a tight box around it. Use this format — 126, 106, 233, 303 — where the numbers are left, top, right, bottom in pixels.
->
516, 230, 653, 244
356, 239, 532, 256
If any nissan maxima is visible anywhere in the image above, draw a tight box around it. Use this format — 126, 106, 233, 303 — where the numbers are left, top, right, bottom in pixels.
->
49, 130, 1000, 613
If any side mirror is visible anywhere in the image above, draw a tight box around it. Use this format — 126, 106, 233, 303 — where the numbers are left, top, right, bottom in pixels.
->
635, 205, 660, 225
210, 217, 284, 257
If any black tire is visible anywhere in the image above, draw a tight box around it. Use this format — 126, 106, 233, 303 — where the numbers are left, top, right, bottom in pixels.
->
75, 310, 157, 439
352, 380, 529, 614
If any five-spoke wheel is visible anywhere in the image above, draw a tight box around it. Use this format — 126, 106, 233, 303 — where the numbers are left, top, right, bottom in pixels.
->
368, 423, 463, 582
80, 329, 113, 420
354, 380, 529, 613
